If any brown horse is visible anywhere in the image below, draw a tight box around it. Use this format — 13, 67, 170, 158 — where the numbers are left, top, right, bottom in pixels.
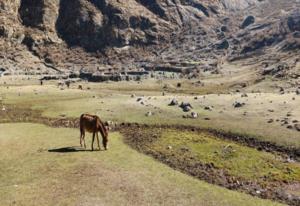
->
79, 114, 109, 151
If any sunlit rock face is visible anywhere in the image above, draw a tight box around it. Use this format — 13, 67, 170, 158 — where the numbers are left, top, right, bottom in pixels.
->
0, 0, 299, 76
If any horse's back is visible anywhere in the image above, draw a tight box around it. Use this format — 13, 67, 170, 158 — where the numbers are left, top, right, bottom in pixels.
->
80, 114, 98, 133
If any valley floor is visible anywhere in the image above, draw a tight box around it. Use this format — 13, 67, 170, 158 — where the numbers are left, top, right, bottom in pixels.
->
0, 75, 299, 205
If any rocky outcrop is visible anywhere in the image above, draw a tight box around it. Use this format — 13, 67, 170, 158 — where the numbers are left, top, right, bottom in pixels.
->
0, 0, 299, 78
221, 0, 258, 11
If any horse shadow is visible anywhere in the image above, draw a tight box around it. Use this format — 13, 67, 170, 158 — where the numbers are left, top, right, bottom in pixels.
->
48, 146, 100, 153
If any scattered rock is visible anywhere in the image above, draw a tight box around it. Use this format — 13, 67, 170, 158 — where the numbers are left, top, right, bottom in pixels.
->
169, 98, 178, 106
182, 106, 192, 112
180, 146, 189, 152
180, 102, 193, 108
216, 39, 229, 50
241, 16, 255, 29
281, 119, 289, 125
191, 112, 199, 119
287, 125, 293, 129
233, 101, 245, 108
285, 157, 295, 163
262, 63, 289, 77
294, 124, 300, 131
204, 106, 213, 111
220, 25, 228, 32
145, 111, 153, 117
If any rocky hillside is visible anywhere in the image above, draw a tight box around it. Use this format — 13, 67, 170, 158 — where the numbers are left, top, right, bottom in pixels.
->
0, 0, 299, 77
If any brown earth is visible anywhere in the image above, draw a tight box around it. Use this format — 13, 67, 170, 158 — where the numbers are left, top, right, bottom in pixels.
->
119, 124, 300, 206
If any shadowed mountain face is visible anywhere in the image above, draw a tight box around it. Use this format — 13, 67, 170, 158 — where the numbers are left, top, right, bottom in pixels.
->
0, 0, 299, 76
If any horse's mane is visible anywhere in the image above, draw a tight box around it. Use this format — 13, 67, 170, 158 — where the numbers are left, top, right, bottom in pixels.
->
96, 116, 108, 137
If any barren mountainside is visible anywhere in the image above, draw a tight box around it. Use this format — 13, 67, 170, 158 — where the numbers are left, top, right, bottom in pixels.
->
0, 0, 300, 77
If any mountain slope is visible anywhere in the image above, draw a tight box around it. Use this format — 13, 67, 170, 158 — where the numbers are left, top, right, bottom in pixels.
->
0, 0, 299, 78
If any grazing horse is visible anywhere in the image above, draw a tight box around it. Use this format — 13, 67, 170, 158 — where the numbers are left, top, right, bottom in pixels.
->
79, 114, 109, 151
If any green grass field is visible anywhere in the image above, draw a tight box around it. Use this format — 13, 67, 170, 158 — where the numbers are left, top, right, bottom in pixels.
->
153, 129, 300, 183
0, 123, 284, 206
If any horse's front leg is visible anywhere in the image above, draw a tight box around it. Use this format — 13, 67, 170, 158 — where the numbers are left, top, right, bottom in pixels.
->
91, 132, 95, 151
96, 132, 101, 151
102, 135, 108, 150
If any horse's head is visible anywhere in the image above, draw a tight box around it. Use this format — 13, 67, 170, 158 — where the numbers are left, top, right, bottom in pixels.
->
96, 119, 109, 150
103, 123, 109, 137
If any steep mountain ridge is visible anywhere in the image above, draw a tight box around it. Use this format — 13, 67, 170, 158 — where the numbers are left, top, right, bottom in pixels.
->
0, 0, 299, 78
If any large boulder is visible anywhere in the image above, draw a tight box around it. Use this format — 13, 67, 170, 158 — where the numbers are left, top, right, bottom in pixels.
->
216, 39, 229, 50
180, 102, 193, 112
182, 105, 192, 112
241, 15, 255, 29
180, 102, 193, 109
287, 13, 300, 32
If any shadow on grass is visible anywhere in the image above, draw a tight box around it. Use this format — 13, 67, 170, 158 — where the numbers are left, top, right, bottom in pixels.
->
48, 146, 99, 153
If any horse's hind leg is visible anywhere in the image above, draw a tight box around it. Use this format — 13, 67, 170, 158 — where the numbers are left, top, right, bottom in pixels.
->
80, 130, 83, 147
83, 132, 86, 149
91, 132, 95, 151
96, 132, 101, 151
80, 129, 86, 149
